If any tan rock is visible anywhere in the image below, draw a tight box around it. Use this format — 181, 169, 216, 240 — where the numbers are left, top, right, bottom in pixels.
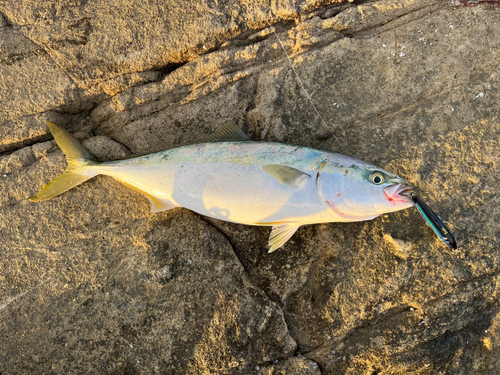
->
1, 0, 500, 373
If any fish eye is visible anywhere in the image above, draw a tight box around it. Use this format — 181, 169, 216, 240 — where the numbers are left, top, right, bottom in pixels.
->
370, 172, 385, 185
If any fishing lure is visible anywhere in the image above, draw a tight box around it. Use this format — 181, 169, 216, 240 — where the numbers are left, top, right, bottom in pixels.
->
410, 193, 457, 249
265, 23, 458, 251
31, 27, 457, 253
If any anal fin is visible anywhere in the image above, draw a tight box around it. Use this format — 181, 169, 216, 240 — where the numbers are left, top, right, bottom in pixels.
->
146, 195, 178, 213
268, 223, 301, 253
119, 181, 178, 213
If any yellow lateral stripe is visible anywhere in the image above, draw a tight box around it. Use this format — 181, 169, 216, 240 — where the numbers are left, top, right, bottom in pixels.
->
255, 221, 284, 226
118, 181, 162, 202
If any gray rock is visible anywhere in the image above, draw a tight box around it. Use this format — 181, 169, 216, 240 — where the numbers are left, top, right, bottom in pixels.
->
0, 12, 7, 28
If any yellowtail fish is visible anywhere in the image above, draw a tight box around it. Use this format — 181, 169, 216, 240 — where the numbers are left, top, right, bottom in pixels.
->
30, 122, 415, 252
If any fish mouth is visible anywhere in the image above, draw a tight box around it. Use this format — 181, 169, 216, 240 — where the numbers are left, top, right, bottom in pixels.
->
383, 184, 414, 204
398, 185, 414, 197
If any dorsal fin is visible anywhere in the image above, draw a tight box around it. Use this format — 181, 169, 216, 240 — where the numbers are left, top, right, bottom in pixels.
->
111, 124, 251, 161
199, 124, 251, 143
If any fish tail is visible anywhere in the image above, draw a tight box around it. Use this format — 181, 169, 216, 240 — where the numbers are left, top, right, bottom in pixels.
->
30, 121, 99, 202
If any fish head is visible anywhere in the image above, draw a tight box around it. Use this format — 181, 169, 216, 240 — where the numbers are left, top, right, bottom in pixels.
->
316, 159, 415, 220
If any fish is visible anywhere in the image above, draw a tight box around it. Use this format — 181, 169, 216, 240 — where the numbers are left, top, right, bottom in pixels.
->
31, 121, 416, 252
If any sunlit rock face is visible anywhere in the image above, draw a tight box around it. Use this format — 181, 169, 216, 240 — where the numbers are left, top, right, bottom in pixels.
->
1, 1, 500, 373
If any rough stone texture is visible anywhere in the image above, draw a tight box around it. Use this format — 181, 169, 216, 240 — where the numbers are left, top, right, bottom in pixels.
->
1, 0, 500, 374
258, 356, 321, 374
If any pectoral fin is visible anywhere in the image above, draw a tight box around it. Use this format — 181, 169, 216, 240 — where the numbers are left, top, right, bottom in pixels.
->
268, 223, 301, 253
262, 165, 310, 189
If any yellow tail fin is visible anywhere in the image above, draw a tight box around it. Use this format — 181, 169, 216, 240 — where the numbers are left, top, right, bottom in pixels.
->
30, 122, 98, 202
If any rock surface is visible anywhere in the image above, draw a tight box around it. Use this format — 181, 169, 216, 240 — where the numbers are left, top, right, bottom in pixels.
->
1, 0, 500, 374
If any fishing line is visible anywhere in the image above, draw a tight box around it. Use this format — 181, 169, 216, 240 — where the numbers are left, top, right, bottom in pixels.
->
265, 20, 342, 145
266, 19, 456, 248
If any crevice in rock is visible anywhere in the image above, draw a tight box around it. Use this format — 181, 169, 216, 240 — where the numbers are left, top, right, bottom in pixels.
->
97, 134, 134, 156
151, 61, 187, 79
196, 217, 263, 290
301, 304, 418, 356
302, 270, 500, 364
423, 268, 500, 309
17, 31, 79, 89
350, 2, 447, 39
202, 0, 450, 90
389, 303, 500, 372
2, 0, 451, 157
0, 12, 8, 28
345, 83, 463, 127
0, 134, 53, 156
457, 0, 500, 7
0, 45, 48, 66
0, 110, 89, 155
329, 1, 443, 40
